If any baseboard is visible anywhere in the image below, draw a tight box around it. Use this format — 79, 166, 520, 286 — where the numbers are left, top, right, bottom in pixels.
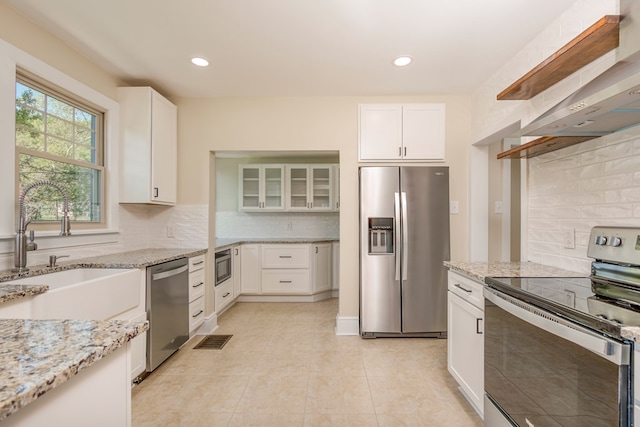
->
237, 292, 333, 303
195, 312, 218, 335
335, 314, 359, 336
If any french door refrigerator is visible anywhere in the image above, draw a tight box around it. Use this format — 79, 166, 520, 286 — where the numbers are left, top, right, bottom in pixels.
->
359, 166, 450, 337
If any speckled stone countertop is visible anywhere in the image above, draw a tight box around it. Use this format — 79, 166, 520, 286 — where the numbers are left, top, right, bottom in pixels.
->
215, 237, 339, 251
621, 327, 640, 343
444, 261, 585, 282
0, 248, 207, 303
0, 318, 148, 421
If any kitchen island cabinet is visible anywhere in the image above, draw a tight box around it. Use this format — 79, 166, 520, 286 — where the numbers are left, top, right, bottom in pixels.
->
0, 319, 147, 427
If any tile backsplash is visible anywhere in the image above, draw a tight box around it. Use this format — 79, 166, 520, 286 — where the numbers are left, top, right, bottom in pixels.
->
527, 128, 640, 273
215, 211, 339, 239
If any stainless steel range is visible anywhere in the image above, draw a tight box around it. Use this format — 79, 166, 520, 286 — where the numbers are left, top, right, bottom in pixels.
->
484, 226, 640, 427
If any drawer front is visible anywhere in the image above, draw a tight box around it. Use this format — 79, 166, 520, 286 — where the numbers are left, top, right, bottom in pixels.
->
215, 279, 234, 312
261, 270, 311, 294
262, 245, 309, 269
448, 271, 484, 310
189, 254, 205, 272
189, 269, 205, 302
189, 296, 205, 331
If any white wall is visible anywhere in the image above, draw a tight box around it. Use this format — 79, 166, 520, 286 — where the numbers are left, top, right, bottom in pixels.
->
176, 96, 471, 319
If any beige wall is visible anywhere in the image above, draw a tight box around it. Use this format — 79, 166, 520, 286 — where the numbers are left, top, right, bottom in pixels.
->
176, 96, 471, 318
0, 3, 122, 100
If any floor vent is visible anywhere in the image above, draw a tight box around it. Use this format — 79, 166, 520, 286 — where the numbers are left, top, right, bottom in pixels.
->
193, 335, 232, 350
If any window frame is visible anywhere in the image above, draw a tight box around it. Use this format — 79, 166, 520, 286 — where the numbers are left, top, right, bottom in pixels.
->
0, 38, 120, 246
15, 73, 107, 229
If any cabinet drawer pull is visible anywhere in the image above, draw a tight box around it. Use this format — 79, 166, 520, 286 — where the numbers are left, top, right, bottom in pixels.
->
192, 310, 204, 318
454, 283, 472, 293
279, 280, 292, 283
279, 255, 292, 258
476, 318, 483, 334
223, 292, 231, 298
192, 282, 204, 288
192, 260, 204, 266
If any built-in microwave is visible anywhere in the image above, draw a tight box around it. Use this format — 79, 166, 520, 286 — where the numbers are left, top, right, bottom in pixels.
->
215, 249, 232, 286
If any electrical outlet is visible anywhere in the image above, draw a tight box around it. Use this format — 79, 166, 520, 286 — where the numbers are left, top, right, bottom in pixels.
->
494, 201, 503, 214
450, 201, 459, 215
563, 228, 575, 249
167, 225, 175, 238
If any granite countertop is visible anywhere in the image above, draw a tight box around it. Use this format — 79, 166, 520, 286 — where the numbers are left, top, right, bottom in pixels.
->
0, 318, 148, 421
215, 237, 339, 251
621, 327, 640, 342
0, 248, 207, 303
444, 261, 585, 282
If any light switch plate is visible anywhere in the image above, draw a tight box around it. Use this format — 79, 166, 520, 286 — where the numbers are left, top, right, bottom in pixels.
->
494, 201, 503, 214
563, 228, 575, 249
450, 201, 459, 214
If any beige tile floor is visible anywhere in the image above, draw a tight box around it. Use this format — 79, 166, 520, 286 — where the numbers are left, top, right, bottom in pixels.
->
132, 299, 483, 426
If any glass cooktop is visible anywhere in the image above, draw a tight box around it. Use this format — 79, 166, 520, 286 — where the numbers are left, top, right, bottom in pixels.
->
485, 276, 640, 339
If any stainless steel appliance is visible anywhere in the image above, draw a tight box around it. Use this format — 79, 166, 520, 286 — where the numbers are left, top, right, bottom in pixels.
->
359, 166, 450, 337
146, 257, 189, 371
484, 226, 640, 426
215, 249, 232, 285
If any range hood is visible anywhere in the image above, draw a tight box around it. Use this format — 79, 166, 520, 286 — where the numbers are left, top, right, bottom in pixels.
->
521, 0, 640, 139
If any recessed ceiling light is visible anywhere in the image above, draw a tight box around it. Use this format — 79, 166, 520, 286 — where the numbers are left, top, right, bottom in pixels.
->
394, 56, 412, 67
191, 57, 209, 67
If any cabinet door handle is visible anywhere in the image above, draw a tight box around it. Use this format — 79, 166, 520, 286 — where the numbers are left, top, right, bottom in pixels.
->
153, 187, 159, 198
279, 280, 292, 283
279, 255, 292, 258
454, 283, 472, 293
315, 246, 318, 253
476, 318, 483, 334
192, 310, 204, 318
398, 147, 402, 157
404, 147, 407, 156
235, 248, 239, 255
223, 292, 231, 298
192, 282, 204, 288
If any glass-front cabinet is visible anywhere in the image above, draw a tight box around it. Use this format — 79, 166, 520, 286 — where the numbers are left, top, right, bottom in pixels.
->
286, 165, 334, 211
239, 165, 284, 211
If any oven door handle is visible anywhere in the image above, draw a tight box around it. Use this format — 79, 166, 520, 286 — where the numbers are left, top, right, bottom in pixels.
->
485, 288, 630, 366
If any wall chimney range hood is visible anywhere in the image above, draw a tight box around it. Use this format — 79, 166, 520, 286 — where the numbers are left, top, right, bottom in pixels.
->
521, 0, 640, 140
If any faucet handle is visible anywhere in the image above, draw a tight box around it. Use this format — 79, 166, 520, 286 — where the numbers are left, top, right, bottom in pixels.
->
48, 255, 69, 267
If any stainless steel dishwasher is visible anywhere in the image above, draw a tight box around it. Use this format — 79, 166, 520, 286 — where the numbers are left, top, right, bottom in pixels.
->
146, 257, 189, 371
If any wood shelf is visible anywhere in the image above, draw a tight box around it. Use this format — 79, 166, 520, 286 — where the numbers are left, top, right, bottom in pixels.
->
497, 15, 620, 101
497, 136, 597, 159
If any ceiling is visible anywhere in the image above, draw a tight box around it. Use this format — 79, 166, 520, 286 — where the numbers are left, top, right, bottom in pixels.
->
5, 0, 578, 98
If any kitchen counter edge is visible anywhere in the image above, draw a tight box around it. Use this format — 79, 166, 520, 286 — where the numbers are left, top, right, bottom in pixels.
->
444, 260, 586, 282
0, 318, 148, 421
214, 238, 339, 251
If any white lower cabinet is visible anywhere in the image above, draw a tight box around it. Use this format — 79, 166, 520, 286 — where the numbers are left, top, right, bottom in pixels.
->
447, 271, 484, 418
214, 279, 234, 312
240, 244, 261, 294
262, 269, 310, 293
232, 245, 241, 299
312, 243, 331, 294
188, 254, 206, 333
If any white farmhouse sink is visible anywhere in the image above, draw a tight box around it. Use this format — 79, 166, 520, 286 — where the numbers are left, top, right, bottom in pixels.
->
6, 268, 141, 320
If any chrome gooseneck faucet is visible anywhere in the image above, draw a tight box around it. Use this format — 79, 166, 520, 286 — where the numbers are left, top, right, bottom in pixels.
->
14, 180, 71, 272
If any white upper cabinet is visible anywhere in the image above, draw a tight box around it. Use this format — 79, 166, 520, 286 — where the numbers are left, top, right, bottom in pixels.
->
358, 103, 445, 162
238, 164, 285, 211
286, 165, 334, 211
118, 87, 177, 205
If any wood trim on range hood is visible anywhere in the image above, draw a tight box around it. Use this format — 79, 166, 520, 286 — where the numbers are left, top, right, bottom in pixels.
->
497, 136, 597, 160
497, 15, 621, 101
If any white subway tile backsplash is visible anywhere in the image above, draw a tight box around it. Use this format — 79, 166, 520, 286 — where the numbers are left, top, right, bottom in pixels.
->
215, 211, 339, 239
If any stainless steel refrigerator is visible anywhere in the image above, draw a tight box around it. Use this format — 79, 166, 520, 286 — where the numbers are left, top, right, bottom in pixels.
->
359, 166, 450, 338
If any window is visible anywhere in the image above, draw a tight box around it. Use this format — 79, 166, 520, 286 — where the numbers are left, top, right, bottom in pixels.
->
15, 75, 104, 225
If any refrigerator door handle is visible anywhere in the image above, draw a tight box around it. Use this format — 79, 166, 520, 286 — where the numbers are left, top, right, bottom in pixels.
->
401, 192, 408, 280
394, 192, 401, 281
